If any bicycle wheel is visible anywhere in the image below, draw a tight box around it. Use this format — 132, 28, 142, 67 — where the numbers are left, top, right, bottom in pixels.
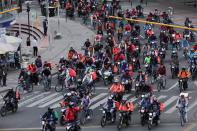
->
27, 84, 33, 93
180, 114, 184, 126
55, 82, 63, 92
157, 82, 161, 92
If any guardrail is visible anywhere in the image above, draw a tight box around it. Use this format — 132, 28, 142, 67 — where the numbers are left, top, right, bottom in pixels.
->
0, 7, 20, 15
109, 16, 197, 31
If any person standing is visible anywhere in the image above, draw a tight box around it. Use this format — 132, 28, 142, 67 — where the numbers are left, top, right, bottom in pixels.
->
43, 19, 48, 36
32, 36, 38, 57
2, 65, 7, 87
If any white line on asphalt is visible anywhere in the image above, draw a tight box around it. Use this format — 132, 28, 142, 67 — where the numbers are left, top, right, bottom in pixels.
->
166, 82, 178, 91
90, 93, 108, 105
188, 100, 197, 111
157, 95, 167, 100
19, 92, 51, 107
92, 94, 130, 110
38, 95, 64, 108
163, 96, 178, 113
26, 93, 59, 107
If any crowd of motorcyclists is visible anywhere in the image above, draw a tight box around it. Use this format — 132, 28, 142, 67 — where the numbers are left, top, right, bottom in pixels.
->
0, 0, 196, 130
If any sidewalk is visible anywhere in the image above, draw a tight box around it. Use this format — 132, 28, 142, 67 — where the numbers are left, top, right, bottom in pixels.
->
1, 6, 95, 94
122, 0, 197, 26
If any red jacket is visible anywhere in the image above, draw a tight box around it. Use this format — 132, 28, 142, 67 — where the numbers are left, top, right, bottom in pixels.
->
65, 107, 80, 121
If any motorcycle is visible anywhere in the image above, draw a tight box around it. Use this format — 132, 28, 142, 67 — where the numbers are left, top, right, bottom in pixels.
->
41, 118, 56, 131
16, 79, 33, 94
190, 61, 196, 80
140, 106, 148, 126
147, 111, 159, 130
101, 107, 116, 127
65, 121, 81, 131
0, 97, 18, 117
117, 111, 130, 130
135, 81, 145, 97
121, 78, 132, 93
103, 70, 113, 86
157, 75, 166, 92
59, 107, 67, 126
178, 78, 187, 92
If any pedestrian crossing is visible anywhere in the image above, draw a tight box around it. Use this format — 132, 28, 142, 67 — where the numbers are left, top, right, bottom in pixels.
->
0, 91, 197, 114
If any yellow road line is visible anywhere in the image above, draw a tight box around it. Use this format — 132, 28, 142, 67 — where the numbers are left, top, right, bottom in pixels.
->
109, 16, 197, 31
0, 7, 20, 15
184, 123, 197, 131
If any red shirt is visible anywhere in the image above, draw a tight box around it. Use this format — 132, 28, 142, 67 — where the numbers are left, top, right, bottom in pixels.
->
65, 107, 80, 121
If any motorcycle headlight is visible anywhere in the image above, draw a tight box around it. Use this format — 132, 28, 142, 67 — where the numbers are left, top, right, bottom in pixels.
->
103, 110, 105, 114
119, 113, 122, 117
136, 83, 139, 86
104, 76, 108, 79
61, 109, 65, 112
149, 113, 153, 116
192, 65, 195, 68
141, 109, 145, 113
42, 121, 45, 125
180, 80, 183, 82
171, 66, 175, 68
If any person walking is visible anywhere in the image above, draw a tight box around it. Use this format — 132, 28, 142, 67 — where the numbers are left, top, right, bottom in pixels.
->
32, 36, 38, 57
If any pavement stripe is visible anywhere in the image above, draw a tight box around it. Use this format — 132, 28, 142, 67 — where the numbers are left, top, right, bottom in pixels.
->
19, 92, 51, 107
166, 82, 178, 91
26, 93, 59, 107
38, 95, 64, 108
188, 100, 197, 112
90, 93, 108, 104
163, 96, 178, 113
91, 94, 130, 110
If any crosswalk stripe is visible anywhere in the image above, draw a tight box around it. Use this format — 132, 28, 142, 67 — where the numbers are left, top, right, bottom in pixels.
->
90, 94, 130, 110
19, 92, 51, 107
90, 93, 108, 104
38, 95, 64, 108
163, 96, 178, 113
26, 93, 59, 107
188, 100, 197, 112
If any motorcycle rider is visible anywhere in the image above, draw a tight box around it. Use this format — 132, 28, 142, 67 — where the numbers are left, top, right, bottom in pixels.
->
103, 96, 116, 122
18, 68, 31, 90
178, 67, 190, 89
149, 97, 161, 123
3, 89, 17, 109
176, 93, 189, 122
65, 102, 81, 124
110, 78, 125, 102
157, 63, 166, 86
118, 97, 133, 124
42, 107, 58, 127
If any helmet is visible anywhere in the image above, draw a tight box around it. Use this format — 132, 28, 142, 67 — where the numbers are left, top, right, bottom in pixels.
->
114, 78, 119, 83
182, 66, 186, 70
69, 102, 74, 108
108, 96, 113, 101
122, 96, 127, 101
67, 92, 71, 97
48, 107, 53, 112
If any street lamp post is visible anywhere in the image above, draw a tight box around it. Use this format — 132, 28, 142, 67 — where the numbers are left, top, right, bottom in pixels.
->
27, 3, 30, 39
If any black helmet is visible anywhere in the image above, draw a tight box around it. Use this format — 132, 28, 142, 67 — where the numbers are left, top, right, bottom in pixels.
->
48, 107, 53, 112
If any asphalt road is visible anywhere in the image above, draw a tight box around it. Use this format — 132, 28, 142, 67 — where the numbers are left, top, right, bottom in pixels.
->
0, 2, 197, 131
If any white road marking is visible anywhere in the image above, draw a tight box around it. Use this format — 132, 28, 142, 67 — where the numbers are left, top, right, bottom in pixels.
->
38, 95, 64, 108
90, 93, 108, 105
26, 93, 59, 107
19, 92, 51, 107
166, 82, 178, 91
188, 100, 197, 111
164, 96, 178, 113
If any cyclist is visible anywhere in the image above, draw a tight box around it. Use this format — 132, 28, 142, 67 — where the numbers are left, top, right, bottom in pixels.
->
176, 93, 189, 122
